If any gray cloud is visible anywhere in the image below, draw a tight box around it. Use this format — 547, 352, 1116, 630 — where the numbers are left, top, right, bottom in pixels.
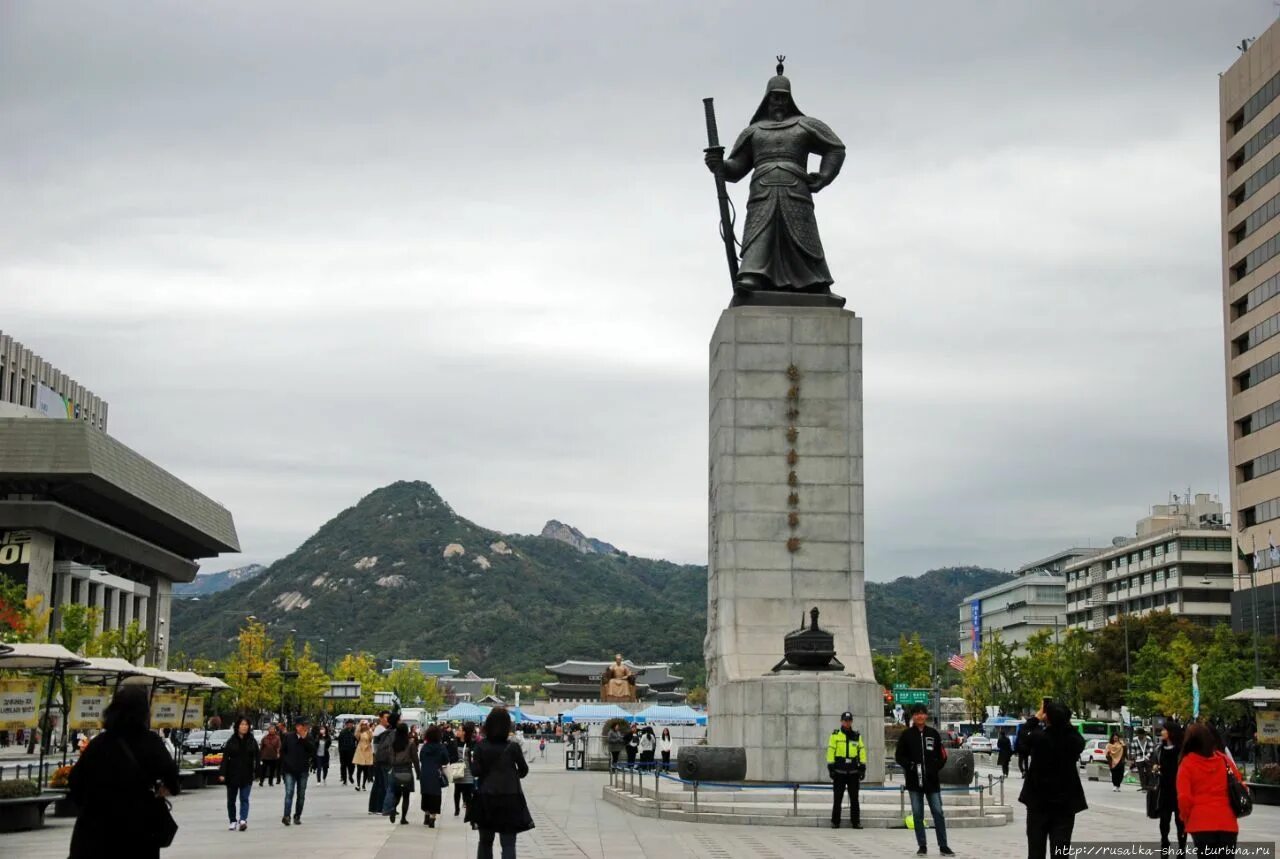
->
1, 0, 1263, 578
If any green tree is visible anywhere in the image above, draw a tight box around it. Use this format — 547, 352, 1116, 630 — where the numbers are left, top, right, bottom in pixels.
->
387, 664, 430, 707
1153, 632, 1197, 718
962, 630, 1021, 718
293, 642, 330, 715
872, 652, 897, 688
223, 619, 281, 715
1199, 623, 1252, 721
56, 604, 102, 655
895, 633, 933, 688
1016, 629, 1057, 710
100, 620, 150, 664
421, 677, 445, 713
686, 686, 707, 707
333, 652, 385, 713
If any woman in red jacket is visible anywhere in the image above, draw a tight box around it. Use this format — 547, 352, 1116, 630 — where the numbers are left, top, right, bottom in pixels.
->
1177, 722, 1246, 855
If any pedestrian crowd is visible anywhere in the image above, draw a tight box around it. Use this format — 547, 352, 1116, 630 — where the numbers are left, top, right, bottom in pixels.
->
59, 685, 537, 859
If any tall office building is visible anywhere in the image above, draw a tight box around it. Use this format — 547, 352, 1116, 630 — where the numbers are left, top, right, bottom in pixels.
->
1222, 22, 1280, 635
0, 330, 108, 430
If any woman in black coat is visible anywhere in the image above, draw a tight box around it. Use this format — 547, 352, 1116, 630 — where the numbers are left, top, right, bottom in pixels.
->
1018, 702, 1088, 859
468, 707, 534, 858
218, 716, 259, 831
1152, 720, 1187, 854
996, 729, 1013, 777
69, 686, 181, 859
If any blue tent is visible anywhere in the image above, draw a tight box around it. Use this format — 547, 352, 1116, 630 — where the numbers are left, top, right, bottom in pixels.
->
507, 707, 551, 724
560, 703, 632, 723
633, 705, 707, 726
441, 701, 491, 721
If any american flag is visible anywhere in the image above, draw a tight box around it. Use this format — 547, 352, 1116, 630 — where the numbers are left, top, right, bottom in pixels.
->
947, 653, 968, 672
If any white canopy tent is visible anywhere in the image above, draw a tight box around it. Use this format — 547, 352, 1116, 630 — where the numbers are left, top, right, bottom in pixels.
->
0, 644, 91, 778
1225, 687, 1280, 703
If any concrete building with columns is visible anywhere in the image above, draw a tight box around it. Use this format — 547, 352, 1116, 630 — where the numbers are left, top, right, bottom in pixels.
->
0, 334, 238, 667
0, 329, 108, 429
1222, 19, 1280, 637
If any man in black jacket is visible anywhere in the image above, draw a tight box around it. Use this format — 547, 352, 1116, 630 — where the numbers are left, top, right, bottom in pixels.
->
337, 721, 357, 785
1018, 702, 1087, 859
279, 719, 317, 826
894, 704, 954, 856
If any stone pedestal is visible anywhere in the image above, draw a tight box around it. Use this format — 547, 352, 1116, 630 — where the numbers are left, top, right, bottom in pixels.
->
705, 305, 883, 783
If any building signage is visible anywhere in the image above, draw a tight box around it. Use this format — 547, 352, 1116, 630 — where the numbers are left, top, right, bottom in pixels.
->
34, 383, 72, 420
182, 697, 205, 730
150, 693, 183, 730
971, 600, 982, 653
0, 679, 41, 730
69, 691, 111, 730
0, 530, 32, 577
1259, 710, 1280, 745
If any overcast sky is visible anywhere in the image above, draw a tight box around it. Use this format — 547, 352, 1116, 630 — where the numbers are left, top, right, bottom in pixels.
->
1, 1, 1269, 579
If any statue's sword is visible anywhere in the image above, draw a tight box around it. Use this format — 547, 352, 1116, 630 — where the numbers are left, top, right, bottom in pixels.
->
703, 97, 740, 287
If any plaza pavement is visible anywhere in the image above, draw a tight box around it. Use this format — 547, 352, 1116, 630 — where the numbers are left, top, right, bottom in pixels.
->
6, 752, 1280, 858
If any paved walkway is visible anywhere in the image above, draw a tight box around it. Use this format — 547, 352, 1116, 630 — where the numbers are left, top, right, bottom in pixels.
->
7, 755, 1280, 857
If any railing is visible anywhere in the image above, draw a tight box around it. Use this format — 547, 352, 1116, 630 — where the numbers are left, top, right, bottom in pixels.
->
606, 761, 996, 820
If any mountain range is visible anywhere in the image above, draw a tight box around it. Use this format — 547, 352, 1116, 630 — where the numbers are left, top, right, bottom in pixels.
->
170, 481, 1011, 678
174, 564, 268, 597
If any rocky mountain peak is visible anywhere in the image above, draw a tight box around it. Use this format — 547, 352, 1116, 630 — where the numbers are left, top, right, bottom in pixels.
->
539, 520, 618, 555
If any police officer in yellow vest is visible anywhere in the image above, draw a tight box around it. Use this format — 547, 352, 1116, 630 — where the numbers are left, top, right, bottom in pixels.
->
827, 710, 867, 828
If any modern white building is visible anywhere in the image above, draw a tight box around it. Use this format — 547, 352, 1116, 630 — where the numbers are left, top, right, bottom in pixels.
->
0, 333, 238, 666
1064, 495, 1233, 630
957, 548, 1099, 657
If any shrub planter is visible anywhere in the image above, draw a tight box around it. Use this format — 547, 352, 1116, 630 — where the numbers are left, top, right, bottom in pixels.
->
1247, 782, 1280, 805
199, 766, 222, 787
178, 770, 206, 793
0, 794, 59, 832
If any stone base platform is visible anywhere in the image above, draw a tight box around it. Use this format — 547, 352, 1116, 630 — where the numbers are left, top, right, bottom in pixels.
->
709, 673, 883, 784
601, 782, 1013, 829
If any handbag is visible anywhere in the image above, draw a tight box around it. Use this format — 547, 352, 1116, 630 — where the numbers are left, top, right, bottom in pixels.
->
439, 770, 450, 789
446, 762, 466, 782
1226, 756, 1253, 818
1145, 781, 1161, 819
118, 739, 179, 848
393, 765, 415, 788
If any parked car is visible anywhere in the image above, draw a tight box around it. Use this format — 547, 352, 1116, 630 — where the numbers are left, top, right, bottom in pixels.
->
963, 734, 994, 752
182, 730, 209, 751
1078, 738, 1109, 767
205, 729, 233, 752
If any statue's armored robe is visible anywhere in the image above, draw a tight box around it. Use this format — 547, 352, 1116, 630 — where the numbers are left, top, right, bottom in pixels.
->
722, 116, 845, 292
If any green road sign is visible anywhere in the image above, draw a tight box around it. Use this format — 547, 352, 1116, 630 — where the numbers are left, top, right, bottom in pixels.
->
892, 687, 930, 705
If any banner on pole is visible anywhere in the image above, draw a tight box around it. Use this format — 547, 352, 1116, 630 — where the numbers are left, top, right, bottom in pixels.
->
1192, 663, 1201, 719
150, 692, 183, 729
69, 690, 111, 730
182, 697, 204, 730
0, 679, 41, 730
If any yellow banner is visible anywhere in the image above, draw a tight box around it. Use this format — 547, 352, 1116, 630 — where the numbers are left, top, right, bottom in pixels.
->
182, 697, 204, 730
150, 692, 183, 730
69, 690, 111, 730
0, 679, 41, 731
1259, 710, 1280, 745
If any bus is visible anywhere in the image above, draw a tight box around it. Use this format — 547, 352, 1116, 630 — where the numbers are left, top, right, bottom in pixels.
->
1072, 719, 1121, 741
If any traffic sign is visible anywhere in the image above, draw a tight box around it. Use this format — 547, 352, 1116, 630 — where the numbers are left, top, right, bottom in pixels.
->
892, 687, 930, 705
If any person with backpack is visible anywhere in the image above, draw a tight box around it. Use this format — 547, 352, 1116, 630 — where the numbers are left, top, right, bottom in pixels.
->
387, 721, 420, 825
894, 704, 955, 856
469, 707, 535, 857
826, 710, 867, 829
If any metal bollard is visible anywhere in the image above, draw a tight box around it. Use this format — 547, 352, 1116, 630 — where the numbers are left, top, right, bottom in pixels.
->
792, 784, 799, 816
654, 769, 660, 814
978, 785, 985, 816
693, 780, 699, 814
899, 786, 905, 821
999, 776, 1004, 806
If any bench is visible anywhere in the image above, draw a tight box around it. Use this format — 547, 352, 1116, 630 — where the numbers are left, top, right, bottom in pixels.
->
0, 793, 59, 832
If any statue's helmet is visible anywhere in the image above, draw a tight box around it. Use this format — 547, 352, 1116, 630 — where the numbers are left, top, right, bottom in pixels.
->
751, 57, 804, 123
